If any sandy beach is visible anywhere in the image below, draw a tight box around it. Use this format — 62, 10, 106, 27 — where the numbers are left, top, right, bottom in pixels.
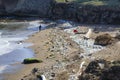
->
4, 27, 80, 79
3, 23, 120, 80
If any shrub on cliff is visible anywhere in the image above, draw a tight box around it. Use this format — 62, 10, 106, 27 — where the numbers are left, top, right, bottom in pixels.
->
94, 34, 113, 46
23, 58, 43, 64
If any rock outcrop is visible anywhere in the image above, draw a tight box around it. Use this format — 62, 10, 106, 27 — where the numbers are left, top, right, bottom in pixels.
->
51, 2, 120, 24
0, 0, 5, 15
0, 0, 120, 24
0, 0, 55, 17
79, 60, 120, 80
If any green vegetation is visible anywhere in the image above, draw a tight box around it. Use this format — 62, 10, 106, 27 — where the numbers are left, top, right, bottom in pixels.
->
23, 58, 43, 64
56, 0, 120, 6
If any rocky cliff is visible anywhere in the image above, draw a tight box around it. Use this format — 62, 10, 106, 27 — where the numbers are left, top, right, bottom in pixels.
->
0, 0, 120, 24
0, 0, 55, 17
51, 3, 120, 24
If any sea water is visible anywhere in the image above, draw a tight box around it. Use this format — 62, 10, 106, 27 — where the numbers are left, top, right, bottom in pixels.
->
0, 20, 45, 76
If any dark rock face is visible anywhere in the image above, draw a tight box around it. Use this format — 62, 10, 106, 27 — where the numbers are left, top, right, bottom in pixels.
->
51, 3, 78, 20
14, 0, 55, 17
0, 0, 55, 17
2, 0, 18, 13
0, 0, 5, 14
76, 5, 120, 24
0, 0, 120, 24
51, 3, 120, 24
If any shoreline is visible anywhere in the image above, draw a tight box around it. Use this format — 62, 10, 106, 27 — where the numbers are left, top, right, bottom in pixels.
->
0, 21, 39, 80
3, 22, 120, 80
4, 27, 81, 80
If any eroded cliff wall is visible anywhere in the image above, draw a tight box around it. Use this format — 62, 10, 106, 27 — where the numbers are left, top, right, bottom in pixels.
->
0, 0, 120, 24
51, 3, 120, 24
0, 0, 55, 17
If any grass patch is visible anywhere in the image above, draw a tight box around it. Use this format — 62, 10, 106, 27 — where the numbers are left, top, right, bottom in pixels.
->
81, 1, 106, 6
56, 0, 120, 6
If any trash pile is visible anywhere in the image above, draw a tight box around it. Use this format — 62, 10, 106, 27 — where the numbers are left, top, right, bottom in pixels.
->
64, 28, 104, 59
48, 29, 70, 55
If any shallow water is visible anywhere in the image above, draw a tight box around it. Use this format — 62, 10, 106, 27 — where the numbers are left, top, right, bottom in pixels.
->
0, 20, 47, 78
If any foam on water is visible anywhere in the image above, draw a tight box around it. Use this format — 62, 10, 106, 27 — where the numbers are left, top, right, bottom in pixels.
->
0, 20, 42, 76
0, 65, 8, 74
0, 21, 41, 56
28, 20, 47, 31
0, 33, 29, 56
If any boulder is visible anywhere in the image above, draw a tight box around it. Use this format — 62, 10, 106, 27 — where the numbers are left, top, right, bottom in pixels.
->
23, 58, 43, 64
79, 60, 120, 80
94, 34, 114, 46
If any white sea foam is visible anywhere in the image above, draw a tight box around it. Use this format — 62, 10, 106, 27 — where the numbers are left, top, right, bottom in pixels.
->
0, 35, 28, 56
0, 40, 18, 56
28, 20, 47, 31
0, 21, 40, 75
0, 21, 39, 56
0, 65, 8, 74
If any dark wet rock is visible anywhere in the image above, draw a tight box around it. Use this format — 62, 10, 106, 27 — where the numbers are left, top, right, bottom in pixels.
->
94, 34, 114, 46
79, 59, 120, 80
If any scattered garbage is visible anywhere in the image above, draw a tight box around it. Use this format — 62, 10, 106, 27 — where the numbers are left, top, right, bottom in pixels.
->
73, 29, 78, 34
39, 75, 47, 80
64, 28, 104, 57
84, 28, 93, 39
